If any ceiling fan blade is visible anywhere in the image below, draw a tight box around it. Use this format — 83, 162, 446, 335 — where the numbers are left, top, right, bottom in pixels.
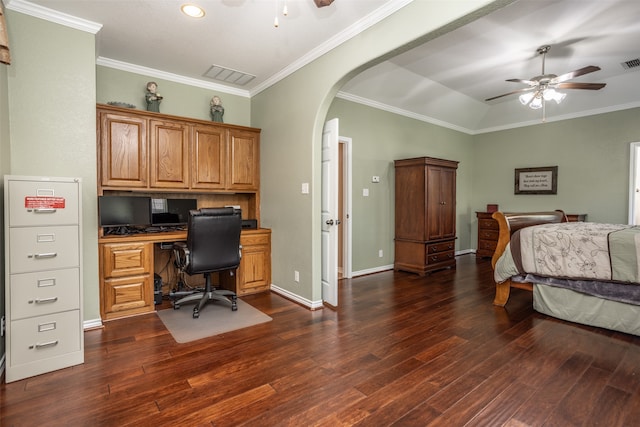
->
506, 78, 537, 85
485, 87, 535, 102
555, 82, 606, 90
552, 65, 601, 83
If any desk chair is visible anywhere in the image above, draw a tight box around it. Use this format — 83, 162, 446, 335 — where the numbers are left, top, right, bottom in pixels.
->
172, 207, 241, 318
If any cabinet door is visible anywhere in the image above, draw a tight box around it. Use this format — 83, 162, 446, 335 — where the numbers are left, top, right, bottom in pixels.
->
439, 167, 456, 238
191, 124, 227, 190
100, 113, 148, 188
228, 129, 259, 191
149, 120, 189, 189
426, 166, 456, 240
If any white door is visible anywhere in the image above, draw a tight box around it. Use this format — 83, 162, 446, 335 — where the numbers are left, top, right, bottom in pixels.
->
322, 118, 339, 307
629, 142, 640, 224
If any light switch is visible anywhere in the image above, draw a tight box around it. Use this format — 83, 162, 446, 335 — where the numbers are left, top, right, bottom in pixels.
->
363, 188, 369, 197
301, 183, 309, 194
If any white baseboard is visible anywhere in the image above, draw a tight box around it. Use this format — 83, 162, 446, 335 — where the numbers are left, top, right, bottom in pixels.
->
270, 284, 324, 310
83, 318, 104, 330
352, 264, 394, 277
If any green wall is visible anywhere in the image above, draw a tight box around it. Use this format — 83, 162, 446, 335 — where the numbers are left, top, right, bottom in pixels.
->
472, 108, 640, 226
96, 67, 251, 126
5, 12, 100, 322
327, 98, 474, 272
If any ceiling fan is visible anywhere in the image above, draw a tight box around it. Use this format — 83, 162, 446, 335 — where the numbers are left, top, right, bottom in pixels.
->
485, 45, 606, 109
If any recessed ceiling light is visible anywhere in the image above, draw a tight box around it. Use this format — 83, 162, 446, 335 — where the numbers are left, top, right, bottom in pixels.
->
181, 4, 205, 18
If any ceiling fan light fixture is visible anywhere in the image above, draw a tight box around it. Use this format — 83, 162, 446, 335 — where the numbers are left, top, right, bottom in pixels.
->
529, 95, 543, 110
519, 92, 535, 106
543, 88, 566, 104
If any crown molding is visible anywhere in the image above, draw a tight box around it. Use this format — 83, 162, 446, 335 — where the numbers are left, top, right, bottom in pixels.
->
5, 0, 102, 34
250, 0, 414, 96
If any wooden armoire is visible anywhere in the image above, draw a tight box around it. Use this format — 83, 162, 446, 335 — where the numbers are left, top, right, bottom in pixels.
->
394, 156, 458, 275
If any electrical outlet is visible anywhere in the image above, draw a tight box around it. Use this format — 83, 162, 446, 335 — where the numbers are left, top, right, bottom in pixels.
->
294, 270, 300, 282
372, 176, 380, 183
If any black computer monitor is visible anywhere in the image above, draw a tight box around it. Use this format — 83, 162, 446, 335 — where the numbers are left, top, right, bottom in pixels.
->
98, 196, 151, 228
151, 198, 197, 226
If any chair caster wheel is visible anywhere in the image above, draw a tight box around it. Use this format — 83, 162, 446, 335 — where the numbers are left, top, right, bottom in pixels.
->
193, 310, 199, 318
173, 304, 180, 310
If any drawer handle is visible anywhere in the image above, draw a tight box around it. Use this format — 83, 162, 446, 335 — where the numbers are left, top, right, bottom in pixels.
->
30, 340, 59, 349
33, 208, 57, 214
29, 297, 59, 304
34, 252, 58, 259
431, 256, 438, 261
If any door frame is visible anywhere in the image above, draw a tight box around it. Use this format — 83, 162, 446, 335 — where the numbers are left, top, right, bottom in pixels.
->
339, 136, 353, 279
629, 141, 640, 224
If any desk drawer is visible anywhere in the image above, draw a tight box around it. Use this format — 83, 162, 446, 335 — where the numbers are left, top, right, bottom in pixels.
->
10, 310, 81, 365
10, 268, 80, 320
10, 226, 79, 273
241, 232, 271, 246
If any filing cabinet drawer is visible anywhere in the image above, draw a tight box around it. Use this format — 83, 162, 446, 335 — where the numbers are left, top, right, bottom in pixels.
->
10, 268, 80, 320
8, 179, 79, 227
10, 310, 81, 365
9, 226, 79, 273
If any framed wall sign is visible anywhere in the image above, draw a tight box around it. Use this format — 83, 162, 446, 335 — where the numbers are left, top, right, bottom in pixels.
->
515, 166, 558, 194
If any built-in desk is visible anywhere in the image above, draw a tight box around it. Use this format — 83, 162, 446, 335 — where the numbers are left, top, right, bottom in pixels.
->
98, 228, 271, 321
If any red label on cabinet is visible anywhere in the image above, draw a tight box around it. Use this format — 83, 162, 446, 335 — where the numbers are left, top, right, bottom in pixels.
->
24, 196, 66, 209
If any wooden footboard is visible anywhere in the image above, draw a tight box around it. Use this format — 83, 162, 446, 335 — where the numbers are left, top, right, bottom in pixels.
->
490, 210, 567, 306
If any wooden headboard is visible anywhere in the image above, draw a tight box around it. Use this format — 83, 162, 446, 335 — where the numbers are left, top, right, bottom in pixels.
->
490, 210, 567, 269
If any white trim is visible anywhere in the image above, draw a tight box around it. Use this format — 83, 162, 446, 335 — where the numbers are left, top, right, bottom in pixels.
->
250, 0, 414, 97
340, 136, 353, 279
629, 142, 640, 225
5, 0, 102, 34
352, 264, 394, 277
270, 285, 324, 310
337, 92, 640, 136
96, 57, 251, 98
83, 318, 104, 330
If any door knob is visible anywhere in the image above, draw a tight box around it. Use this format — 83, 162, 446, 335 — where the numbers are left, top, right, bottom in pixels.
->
326, 219, 334, 225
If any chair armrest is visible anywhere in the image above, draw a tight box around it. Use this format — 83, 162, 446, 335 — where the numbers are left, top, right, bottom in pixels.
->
173, 242, 190, 269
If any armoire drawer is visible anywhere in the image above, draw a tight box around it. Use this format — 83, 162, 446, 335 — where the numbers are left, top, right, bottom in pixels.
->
427, 250, 455, 265
10, 268, 80, 320
427, 240, 455, 254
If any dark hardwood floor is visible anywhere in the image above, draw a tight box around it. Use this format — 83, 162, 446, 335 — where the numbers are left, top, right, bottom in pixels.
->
2, 254, 640, 426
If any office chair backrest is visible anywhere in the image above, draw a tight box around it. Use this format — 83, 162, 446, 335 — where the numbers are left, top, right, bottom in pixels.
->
186, 207, 242, 274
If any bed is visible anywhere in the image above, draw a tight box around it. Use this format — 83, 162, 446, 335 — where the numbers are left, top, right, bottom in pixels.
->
490, 210, 640, 335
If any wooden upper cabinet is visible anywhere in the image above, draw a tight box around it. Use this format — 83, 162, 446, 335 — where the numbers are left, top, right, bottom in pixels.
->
228, 129, 259, 191
100, 113, 148, 188
149, 119, 189, 189
97, 104, 260, 193
191, 124, 227, 190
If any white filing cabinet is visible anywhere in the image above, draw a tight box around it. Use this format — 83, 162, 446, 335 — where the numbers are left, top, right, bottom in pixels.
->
4, 175, 84, 382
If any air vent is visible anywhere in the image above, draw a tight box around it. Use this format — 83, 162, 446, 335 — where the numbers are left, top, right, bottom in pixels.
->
621, 58, 640, 70
203, 65, 255, 86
